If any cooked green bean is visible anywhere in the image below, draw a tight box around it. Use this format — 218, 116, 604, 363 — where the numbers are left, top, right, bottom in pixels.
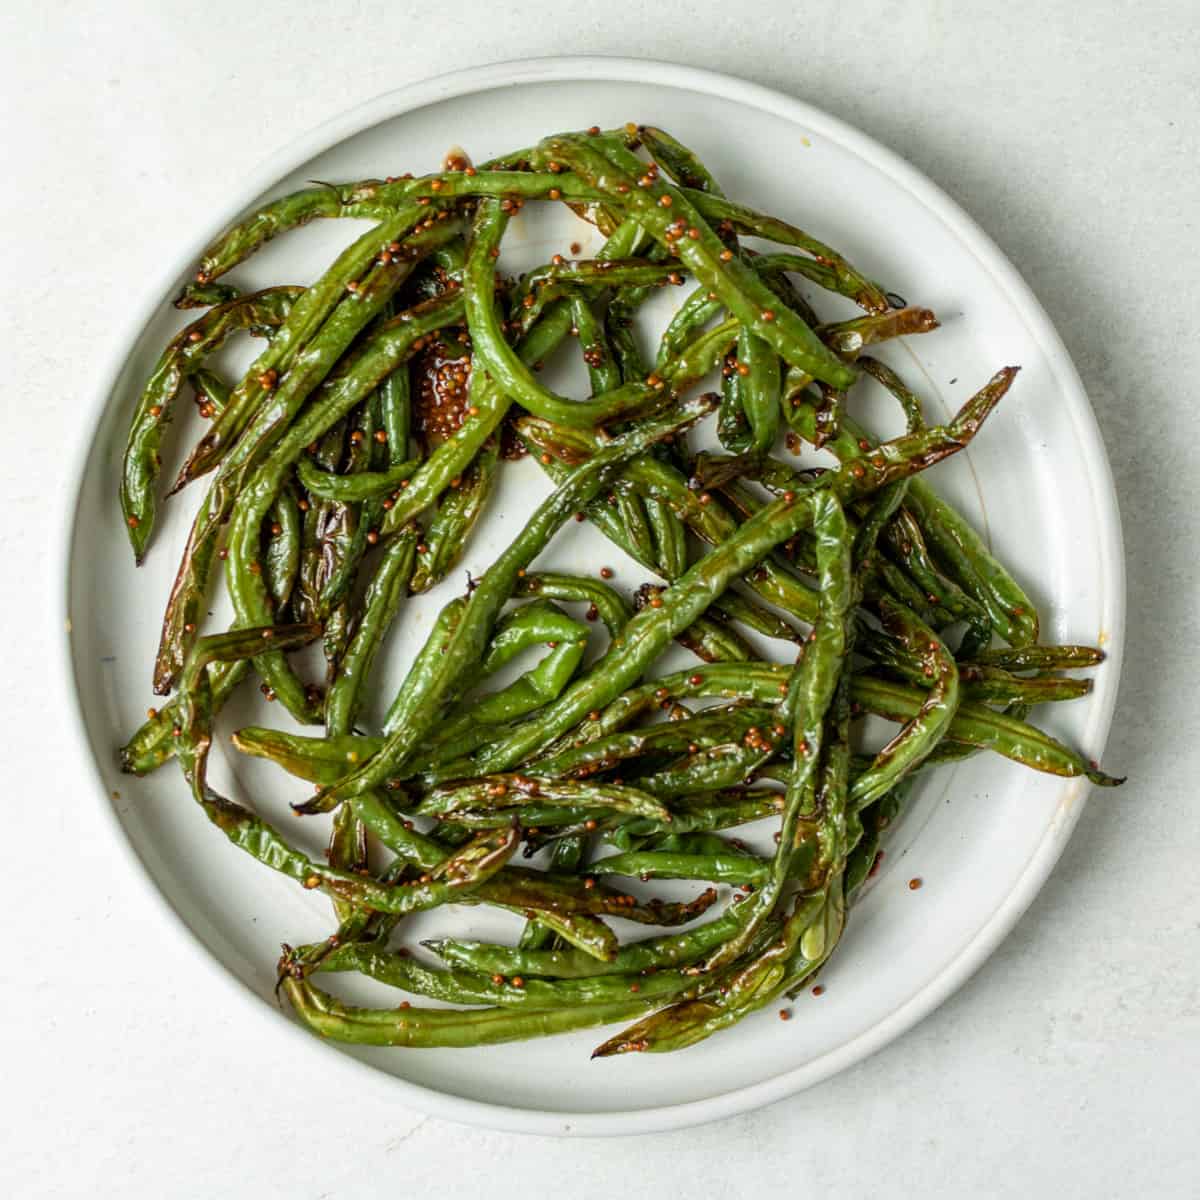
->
311, 393, 719, 808
511, 572, 632, 639
540, 136, 856, 390
119, 123, 1119, 1059
323, 527, 419, 736
121, 286, 300, 561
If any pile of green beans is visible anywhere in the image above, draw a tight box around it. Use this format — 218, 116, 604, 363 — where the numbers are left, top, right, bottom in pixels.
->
119, 125, 1121, 1058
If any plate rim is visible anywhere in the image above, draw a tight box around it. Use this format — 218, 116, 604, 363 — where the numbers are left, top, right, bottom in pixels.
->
55, 54, 1126, 1137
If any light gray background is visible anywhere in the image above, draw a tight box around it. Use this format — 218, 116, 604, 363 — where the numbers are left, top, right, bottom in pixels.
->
3, 3, 1197, 1196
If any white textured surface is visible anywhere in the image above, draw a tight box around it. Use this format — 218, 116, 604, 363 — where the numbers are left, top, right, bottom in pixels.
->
2, 2, 1197, 1196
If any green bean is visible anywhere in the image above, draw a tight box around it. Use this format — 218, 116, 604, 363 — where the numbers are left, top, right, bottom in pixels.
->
324, 528, 419, 736
379, 365, 509, 537
531, 704, 775, 779
711, 324, 784, 472
857, 627, 1090, 704
176, 634, 523, 920
824, 307, 940, 357
637, 126, 726, 194
968, 645, 1106, 671
326, 801, 369, 924
321, 471, 402, 916
656, 285, 724, 371
213, 218, 463, 504
703, 491, 852, 972
295, 456, 419, 502
959, 669, 1092, 705
872, 558, 939, 621
120, 659, 249, 775
882, 507, 989, 638
410, 437, 500, 593
592, 884, 841, 1056
465, 200, 679, 428
172, 624, 323, 794
430, 783, 782, 842
547, 459, 812, 611
203, 789, 520, 915
906, 480, 1041, 646
318, 943, 694, 1007
321, 458, 378, 614
538, 135, 856, 390
216, 292, 463, 718
464, 483, 825, 777
844, 780, 912, 897
375, 594, 467, 734
705, 455, 963, 651
519, 835, 585, 952
312, 392, 719, 808
425, 905, 751, 979
600, 789, 791, 845
153, 237, 463, 698
120, 131, 1118, 1058
858, 354, 929, 431
519, 419, 821, 623
737, 326, 781, 456
120, 286, 300, 561
602, 239, 673, 384
435, 805, 615, 830
232, 726, 379, 784
373, 168, 610, 207
402, 601, 591, 757
568, 292, 622, 395
283, 859, 409, 983
718, 339, 753, 453
521, 443, 664, 576
851, 599, 960, 808
853, 677, 1123, 784
681, 189, 890, 314
600, 678, 857, 1054
194, 184, 400, 282
187, 368, 231, 417
854, 481, 911, 580
675, 610, 758, 664
749, 253, 854, 300
749, 251, 821, 328
478, 871, 718, 928
290, 772, 710, 940
378, 357, 412, 463
375, 221, 644, 542
511, 572, 632, 639
292, 420, 343, 625
264, 483, 302, 614
785, 363, 1039, 646
339, 792, 624, 960
592, 850, 769, 886
417, 775, 671, 823
710, 591, 802, 645
639, 831, 757, 857
281, 973, 669, 1048
177, 206, 432, 488
633, 738, 782, 798
175, 280, 240, 309
514, 259, 682, 333
489, 369, 1010, 776
644, 494, 689, 579
613, 487, 657, 565
465, 601, 588, 713
571, 657, 1110, 784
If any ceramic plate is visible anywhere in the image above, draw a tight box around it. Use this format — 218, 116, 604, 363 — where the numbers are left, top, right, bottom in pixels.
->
60, 57, 1124, 1135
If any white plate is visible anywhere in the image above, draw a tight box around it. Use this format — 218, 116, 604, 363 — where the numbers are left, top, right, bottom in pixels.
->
59, 57, 1124, 1136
